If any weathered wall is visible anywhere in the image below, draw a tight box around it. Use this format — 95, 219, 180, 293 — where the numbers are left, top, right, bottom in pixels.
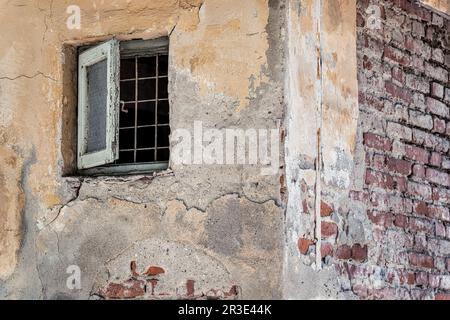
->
283, 0, 359, 299
0, 0, 286, 299
290, 0, 450, 300
1, 0, 449, 300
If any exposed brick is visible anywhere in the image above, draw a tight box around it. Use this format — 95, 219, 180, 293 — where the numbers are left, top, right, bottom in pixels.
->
320, 201, 334, 217
386, 122, 412, 141
409, 110, 433, 130
427, 97, 449, 119
386, 157, 412, 175
433, 117, 446, 134
297, 238, 314, 255
426, 168, 449, 187
435, 293, 450, 300
406, 74, 429, 94
385, 81, 413, 104
409, 253, 434, 269
363, 133, 393, 152
366, 169, 395, 189
412, 164, 426, 179
425, 62, 448, 83
335, 245, 352, 260
430, 152, 442, 167
394, 215, 408, 228
431, 82, 444, 99
321, 221, 338, 238
321, 242, 334, 257
405, 145, 429, 163
351, 244, 368, 262
384, 46, 410, 66
101, 279, 146, 299
407, 181, 432, 201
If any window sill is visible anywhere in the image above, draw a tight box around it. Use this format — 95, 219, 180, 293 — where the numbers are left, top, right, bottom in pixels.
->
71, 162, 170, 177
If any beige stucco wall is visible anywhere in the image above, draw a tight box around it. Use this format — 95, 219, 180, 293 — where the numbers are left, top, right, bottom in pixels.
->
421, 0, 450, 15
0, 0, 286, 299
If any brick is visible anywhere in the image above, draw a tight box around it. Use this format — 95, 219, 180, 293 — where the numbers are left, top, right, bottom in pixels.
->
431, 82, 444, 99
392, 0, 431, 21
429, 274, 441, 289
335, 245, 352, 260
428, 206, 450, 222
385, 81, 413, 104
426, 168, 449, 187
412, 164, 426, 178
432, 48, 444, 64
384, 46, 410, 66
363, 133, 393, 152
409, 217, 433, 234
144, 266, 165, 277
414, 201, 429, 216
427, 97, 449, 119
298, 238, 314, 255
386, 122, 412, 141
430, 152, 442, 167
321, 242, 334, 257
368, 210, 394, 227
320, 201, 334, 217
409, 110, 433, 130
394, 215, 408, 228
366, 169, 395, 189
351, 244, 368, 262
409, 253, 434, 269
435, 222, 446, 238
405, 145, 429, 163
433, 118, 446, 134
435, 293, 450, 300
321, 221, 338, 238
101, 279, 145, 299
407, 182, 432, 201
415, 272, 428, 286
391, 66, 405, 85
386, 157, 412, 175
406, 74, 429, 94
425, 62, 448, 83
440, 276, 450, 290
411, 20, 425, 37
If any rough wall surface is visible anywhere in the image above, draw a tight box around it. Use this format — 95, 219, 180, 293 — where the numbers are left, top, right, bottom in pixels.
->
284, 0, 450, 299
346, 0, 450, 300
0, 0, 286, 299
0, 0, 449, 300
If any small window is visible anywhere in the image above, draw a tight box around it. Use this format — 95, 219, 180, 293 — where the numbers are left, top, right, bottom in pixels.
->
77, 38, 170, 175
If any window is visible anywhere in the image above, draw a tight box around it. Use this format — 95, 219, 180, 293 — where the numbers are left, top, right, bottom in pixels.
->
77, 38, 170, 175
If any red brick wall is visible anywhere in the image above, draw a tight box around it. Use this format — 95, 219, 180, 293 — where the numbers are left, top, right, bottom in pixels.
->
336, 0, 449, 299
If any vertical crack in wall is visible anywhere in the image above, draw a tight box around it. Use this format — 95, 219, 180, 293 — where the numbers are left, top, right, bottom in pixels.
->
314, 0, 324, 270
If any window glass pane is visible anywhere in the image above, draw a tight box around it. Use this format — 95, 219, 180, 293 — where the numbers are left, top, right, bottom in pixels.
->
119, 128, 135, 150
120, 80, 135, 102
137, 127, 155, 148
120, 59, 135, 80
137, 102, 156, 126
120, 103, 135, 128
138, 79, 156, 100
157, 148, 170, 161
158, 54, 168, 76
117, 151, 135, 164
158, 77, 168, 99
157, 125, 170, 147
136, 149, 155, 163
157, 100, 169, 124
86, 59, 108, 153
138, 56, 157, 78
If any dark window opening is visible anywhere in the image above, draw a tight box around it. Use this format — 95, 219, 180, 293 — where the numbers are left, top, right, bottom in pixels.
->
116, 54, 170, 165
